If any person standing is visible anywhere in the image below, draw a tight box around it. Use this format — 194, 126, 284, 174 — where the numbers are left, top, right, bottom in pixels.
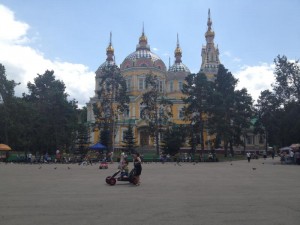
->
295, 151, 300, 165
263, 150, 267, 160
289, 150, 294, 163
271, 150, 275, 159
246, 152, 251, 163
133, 153, 142, 186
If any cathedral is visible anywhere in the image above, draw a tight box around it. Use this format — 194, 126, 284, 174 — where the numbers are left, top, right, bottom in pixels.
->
87, 10, 220, 151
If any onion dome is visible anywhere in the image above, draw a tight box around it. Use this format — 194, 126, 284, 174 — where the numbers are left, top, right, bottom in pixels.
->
174, 34, 182, 56
169, 34, 190, 73
96, 32, 116, 75
120, 26, 166, 71
139, 26, 148, 43
106, 42, 114, 53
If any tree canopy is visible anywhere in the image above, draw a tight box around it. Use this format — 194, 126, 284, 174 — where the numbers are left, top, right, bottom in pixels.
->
93, 64, 129, 152
141, 73, 173, 155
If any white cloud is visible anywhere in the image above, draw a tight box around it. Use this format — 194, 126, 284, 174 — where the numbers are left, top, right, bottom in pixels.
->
234, 63, 275, 102
0, 4, 94, 107
222, 51, 231, 57
0, 5, 29, 44
153, 47, 159, 51
233, 57, 241, 62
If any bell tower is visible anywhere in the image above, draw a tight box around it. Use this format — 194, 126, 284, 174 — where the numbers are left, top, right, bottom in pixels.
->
200, 9, 220, 81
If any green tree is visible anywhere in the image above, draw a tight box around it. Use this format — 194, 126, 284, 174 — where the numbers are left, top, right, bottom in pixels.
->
280, 102, 300, 145
255, 90, 280, 147
0, 63, 20, 144
93, 64, 129, 152
141, 73, 173, 155
273, 55, 300, 104
161, 124, 186, 156
231, 88, 253, 154
182, 72, 213, 152
23, 70, 78, 154
75, 107, 90, 155
122, 123, 136, 154
207, 64, 238, 156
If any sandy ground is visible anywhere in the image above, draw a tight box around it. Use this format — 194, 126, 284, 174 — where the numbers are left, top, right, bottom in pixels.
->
0, 158, 299, 225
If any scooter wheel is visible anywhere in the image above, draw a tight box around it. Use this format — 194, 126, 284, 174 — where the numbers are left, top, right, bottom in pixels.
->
105, 176, 111, 184
109, 177, 116, 185
132, 177, 138, 185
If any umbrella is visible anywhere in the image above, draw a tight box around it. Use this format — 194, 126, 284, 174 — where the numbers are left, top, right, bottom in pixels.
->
0, 144, 12, 151
290, 143, 300, 149
279, 146, 292, 152
89, 143, 107, 150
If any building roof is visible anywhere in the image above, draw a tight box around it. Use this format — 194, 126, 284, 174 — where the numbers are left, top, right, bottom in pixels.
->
169, 62, 190, 73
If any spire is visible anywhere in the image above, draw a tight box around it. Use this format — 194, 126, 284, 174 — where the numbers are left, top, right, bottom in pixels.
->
207, 9, 212, 31
205, 9, 215, 42
174, 33, 182, 63
137, 23, 149, 50
109, 32, 112, 45
200, 9, 220, 76
139, 22, 148, 44
106, 32, 114, 61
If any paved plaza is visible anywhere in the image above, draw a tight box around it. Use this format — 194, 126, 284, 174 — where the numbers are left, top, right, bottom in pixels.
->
0, 158, 299, 225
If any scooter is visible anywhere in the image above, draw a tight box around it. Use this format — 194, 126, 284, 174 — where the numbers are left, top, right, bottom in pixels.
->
105, 168, 138, 185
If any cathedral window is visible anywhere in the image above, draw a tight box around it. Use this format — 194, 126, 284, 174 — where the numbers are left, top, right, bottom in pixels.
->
126, 79, 131, 91
122, 129, 127, 141
139, 104, 146, 119
123, 108, 130, 118
178, 81, 183, 91
138, 78, 145, 90
259, 135, 264, 144
246, 136, 253, 145
178, 108, 184, 119
159, 80, 163, 92
170, 81, 174, 92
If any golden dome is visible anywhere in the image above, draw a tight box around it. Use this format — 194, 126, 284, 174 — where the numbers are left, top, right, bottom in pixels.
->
139, 33, 147, 42
205, 30, 215, 37
175, 46, 182, 55
106, 44, 114, 53
174, 33, 182, 55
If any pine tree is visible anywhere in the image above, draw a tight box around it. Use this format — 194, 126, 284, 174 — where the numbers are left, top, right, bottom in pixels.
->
122, 123, 136, 154
141, 73, 173, 155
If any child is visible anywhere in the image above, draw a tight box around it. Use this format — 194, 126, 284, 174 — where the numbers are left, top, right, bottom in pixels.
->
121, 160, 129, 177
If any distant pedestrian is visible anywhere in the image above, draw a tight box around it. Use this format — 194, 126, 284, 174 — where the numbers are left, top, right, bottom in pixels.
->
263, 150, 267, 160
295, 151, 300, 165
133, 153, 142, 186
246, 152, 251, 163
290, 151, 294, 163
271, 151, 275, 159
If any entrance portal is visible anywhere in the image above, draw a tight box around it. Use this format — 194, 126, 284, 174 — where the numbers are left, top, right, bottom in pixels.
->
139, 130, 149, 146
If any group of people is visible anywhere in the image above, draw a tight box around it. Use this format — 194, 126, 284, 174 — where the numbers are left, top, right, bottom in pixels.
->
119, 152, 142, 186
280, 150, 300, 164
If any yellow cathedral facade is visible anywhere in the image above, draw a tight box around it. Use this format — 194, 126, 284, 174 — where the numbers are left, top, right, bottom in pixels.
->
87, 10, 220, 152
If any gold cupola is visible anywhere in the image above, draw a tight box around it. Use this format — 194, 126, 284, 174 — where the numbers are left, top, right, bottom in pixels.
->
106, 32, 114, 54
174, 33, 182, 55
139, 23, 148, 43
174, 33, 182, 63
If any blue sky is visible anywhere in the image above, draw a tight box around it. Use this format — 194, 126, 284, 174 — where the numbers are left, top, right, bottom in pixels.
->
0, 0, 299, 106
